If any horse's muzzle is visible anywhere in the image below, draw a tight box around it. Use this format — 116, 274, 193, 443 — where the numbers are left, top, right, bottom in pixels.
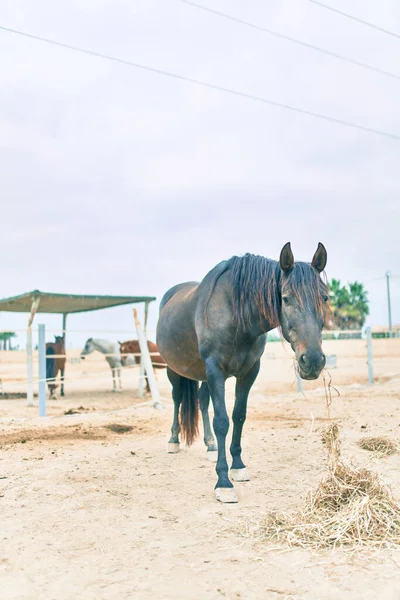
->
298, 351, 326, 380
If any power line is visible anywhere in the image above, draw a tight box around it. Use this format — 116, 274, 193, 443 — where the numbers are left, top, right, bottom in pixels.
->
180, 0, 400, 82
308, 0, 400, 40
1, 24, 400, 140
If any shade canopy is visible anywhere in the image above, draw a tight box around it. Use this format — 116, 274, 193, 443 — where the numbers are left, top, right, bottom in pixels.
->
0, 290, 156, 315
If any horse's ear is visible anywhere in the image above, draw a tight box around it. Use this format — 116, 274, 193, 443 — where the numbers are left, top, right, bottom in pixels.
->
311, 242, 327, 273
280, 242, 294, 271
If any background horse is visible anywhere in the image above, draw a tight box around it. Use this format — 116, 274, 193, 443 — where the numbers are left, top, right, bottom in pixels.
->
119, 339, 166, 393
156, 242, 328, 503
46, 335, 66, 399
80, 338, 122, 392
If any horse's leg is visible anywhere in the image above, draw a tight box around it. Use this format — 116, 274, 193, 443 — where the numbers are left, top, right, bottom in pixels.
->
199, 382, 217, 460
230, 360, 260, 483
167, 367, 181, 453
206, 360, 237, 503
118, 367, 122, 391
112, 368, 116, 392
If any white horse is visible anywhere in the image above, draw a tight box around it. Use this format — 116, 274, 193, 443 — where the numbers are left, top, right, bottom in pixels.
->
80, 338, 123, 392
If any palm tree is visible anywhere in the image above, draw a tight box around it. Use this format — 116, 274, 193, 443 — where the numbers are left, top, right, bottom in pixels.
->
0, 332, 17, 350
328, 280, 369, 330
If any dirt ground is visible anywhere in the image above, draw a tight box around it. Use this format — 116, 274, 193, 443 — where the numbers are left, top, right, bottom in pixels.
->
1, 339, 400, 599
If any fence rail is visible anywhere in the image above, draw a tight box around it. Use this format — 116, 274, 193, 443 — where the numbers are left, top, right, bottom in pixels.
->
1, 327, 399, 420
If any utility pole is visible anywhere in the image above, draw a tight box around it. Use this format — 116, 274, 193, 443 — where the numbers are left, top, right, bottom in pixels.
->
386, 271, 392, 338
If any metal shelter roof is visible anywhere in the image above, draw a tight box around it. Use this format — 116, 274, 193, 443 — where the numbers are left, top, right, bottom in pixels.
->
0, 290, 156, 315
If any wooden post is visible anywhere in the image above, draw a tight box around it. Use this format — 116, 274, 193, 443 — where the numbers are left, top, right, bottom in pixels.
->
38, 323, 46, 416
26, 298, 40, 406
366, 326, 374, 384
133, 308, 162, 409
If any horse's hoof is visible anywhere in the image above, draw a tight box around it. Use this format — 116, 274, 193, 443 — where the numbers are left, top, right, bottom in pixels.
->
215, 487, 238, 503
206, 450, 218, 463
230, 468, 250, 482
168, 443, 180, 454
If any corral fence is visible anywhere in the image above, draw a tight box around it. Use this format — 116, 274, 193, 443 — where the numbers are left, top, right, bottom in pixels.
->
0, 326, 399, 417
0, 309, 163, 416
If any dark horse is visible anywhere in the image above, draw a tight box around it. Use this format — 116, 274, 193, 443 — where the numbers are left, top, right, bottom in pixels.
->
118, 339, 167, 394
46, 336, 66, 399
156, 242, 328, 503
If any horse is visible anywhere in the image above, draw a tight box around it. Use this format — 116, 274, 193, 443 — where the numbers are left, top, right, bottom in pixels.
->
80, 338, 122, 392
118, 339, 167, 393
46, 335, 66, 399
156, 242, 328, 503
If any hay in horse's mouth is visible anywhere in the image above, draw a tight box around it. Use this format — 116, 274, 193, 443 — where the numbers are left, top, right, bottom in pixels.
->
243, 424, 400, 549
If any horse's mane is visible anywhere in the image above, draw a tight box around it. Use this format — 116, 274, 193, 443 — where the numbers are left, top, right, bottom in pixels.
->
229, 254, 282, 330
206, 253, 327, 331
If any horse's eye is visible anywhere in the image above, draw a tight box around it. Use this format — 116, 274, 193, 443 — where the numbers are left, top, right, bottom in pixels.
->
282, 296, 289, 305
323, 296, 329, 304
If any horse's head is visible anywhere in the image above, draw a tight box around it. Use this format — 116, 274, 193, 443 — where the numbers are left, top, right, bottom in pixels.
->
279, 242, 328, 380
118, 341, 132, 366
54, 335, 64, 345
80, 337, 94, 360
118, 341, 129, 354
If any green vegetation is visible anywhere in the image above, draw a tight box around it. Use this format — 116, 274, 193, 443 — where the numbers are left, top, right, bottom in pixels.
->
328, 279, 369, 330
0, 331, 17, 350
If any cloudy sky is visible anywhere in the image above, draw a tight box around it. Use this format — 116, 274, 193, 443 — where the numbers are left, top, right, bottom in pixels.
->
1, 0, 399, 347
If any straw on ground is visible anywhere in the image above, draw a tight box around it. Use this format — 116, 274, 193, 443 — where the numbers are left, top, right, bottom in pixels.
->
245, 424, 400, 549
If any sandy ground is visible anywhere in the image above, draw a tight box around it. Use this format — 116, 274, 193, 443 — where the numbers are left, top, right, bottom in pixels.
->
1, 339, 400, 599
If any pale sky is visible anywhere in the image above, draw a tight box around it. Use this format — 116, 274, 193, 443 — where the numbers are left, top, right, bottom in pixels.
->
1, 0, 399, 348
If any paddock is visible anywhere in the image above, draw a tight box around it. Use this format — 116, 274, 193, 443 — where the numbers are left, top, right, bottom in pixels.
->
1, 337, 400, 599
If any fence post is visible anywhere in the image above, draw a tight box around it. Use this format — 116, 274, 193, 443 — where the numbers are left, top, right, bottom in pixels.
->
366, 326, 374, 384
38, 324, 47, 416
296, 371, 303, 394
133, 309, 162, 409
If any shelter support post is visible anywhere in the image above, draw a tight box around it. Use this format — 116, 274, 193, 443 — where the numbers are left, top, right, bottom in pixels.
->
38, 323, 46, 416
62, 313, 67, 346
138, 301, 150, 398
26, 298, 40, 407
133, 308, 162, 409
26, 329, 34, 407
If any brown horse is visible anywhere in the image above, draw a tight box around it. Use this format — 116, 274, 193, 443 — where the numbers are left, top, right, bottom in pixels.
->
46, 335, 66, 399
119, 339, 166, 393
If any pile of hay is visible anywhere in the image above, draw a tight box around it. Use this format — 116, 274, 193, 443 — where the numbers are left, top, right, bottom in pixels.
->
258, 424, 400, 549
358, 436, 398, 457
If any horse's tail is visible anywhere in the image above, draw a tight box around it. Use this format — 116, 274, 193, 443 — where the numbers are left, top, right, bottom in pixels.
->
180, 377, 199, 446
46, 346, 55, 382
